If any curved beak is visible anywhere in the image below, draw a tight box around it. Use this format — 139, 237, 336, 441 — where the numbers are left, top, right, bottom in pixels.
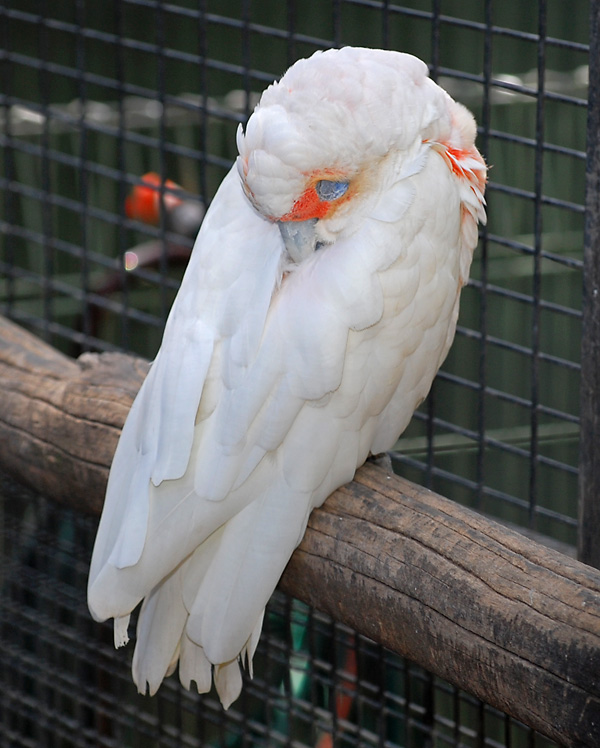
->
277, 218, 318, 264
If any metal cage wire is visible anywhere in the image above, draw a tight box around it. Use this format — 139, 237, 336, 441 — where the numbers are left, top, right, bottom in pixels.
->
0, 0, 593, 746
0, 477, 559, 748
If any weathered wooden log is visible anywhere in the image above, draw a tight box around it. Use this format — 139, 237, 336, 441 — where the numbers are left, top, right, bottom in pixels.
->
0, 313, 598, 746
0, 315, 148, 515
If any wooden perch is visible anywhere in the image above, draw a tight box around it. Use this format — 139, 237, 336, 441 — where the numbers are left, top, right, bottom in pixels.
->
0, 313, 598, 747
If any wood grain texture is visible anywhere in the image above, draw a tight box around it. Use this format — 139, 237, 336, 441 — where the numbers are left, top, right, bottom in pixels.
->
579, 1, 600, 570
0, 315, 148, 515
0, 314, 598, 745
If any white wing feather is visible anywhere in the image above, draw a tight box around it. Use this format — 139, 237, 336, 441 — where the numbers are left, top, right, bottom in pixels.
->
89, 166, 284, 594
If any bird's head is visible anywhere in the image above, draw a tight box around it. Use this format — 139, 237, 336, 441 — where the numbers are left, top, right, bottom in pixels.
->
236, 47, 485, 265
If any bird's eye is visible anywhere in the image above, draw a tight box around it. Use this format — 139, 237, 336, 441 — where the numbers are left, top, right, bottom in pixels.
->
315, 180, 349, 201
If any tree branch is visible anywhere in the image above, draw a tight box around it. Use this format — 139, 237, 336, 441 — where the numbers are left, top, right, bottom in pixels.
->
0, 314, 598, 746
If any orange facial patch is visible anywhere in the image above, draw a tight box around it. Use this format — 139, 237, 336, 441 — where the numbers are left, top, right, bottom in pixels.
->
279, 172, 353, 222
280, 185, 330, 222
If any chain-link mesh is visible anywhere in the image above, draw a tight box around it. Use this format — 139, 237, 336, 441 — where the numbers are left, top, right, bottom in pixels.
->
0, 1, 591, 746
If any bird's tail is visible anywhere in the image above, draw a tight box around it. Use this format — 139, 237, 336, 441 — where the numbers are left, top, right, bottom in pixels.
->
131, 523, 264, 709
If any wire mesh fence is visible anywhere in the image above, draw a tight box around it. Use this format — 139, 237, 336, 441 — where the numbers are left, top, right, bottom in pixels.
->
0, 474, 559, 748
0, 0, 594, 746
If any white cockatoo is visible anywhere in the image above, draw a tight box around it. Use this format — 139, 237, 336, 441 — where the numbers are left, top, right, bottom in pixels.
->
88, 47, 486, 708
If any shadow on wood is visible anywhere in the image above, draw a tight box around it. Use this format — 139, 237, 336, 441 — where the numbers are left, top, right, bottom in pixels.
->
0, 314, 598, 746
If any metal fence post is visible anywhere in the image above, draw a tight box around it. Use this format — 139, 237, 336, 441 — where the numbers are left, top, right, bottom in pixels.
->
579, 0, 600, 568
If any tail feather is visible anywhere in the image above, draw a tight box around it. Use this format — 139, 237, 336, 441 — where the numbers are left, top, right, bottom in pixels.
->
186, 482, 313, 665
103, 468, 313, 707
178, 632, 212, 693
127, 519, 266, 705
241, 609, 264, 678
132, 566, 188, 696
214, 659, 244, 710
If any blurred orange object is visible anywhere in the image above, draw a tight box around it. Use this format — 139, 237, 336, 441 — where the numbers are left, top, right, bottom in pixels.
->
125, 172, 183, 225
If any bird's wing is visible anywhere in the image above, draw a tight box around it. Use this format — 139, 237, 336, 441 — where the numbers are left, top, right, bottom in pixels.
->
87, 163, 389, 628
88, 166, 283, 593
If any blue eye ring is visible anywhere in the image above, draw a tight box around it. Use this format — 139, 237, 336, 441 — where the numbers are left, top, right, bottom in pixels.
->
315, 180, 350, 201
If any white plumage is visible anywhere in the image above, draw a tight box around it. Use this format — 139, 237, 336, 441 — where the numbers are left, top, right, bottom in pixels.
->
88, 46, 486, 708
